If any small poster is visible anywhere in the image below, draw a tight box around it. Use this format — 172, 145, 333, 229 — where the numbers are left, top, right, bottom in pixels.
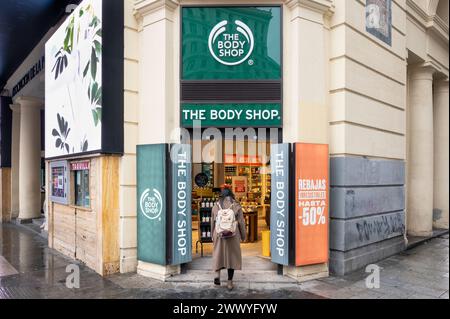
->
232, 176, 247, 197
50, 161, 69, 205
366, 0, 392, 46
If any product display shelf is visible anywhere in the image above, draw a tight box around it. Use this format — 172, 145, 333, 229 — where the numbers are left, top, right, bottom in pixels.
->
195, 204, 213, 257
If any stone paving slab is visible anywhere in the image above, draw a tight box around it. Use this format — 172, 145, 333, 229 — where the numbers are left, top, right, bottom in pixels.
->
0, 256, 18, 277
165, 270, 297, 285
0, 224, 448, 299
302, 235, 449, 299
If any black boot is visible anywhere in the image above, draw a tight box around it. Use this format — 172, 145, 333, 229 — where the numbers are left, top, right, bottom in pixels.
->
214, 270, 221, 286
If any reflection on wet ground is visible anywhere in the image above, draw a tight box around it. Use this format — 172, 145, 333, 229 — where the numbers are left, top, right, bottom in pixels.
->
0, 223, 322, 299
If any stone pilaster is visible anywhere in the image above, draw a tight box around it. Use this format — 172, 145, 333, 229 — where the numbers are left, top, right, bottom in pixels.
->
282, 0, 333, 281
9, 103, 20, 219
134, 0, 181, 280
407, 65, 435, 237
433, 79, 449, 230
15, 97, 43, 222
135, 0, 180, 145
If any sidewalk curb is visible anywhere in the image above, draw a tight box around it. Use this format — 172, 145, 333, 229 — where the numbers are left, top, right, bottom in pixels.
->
407, 229, 449, 250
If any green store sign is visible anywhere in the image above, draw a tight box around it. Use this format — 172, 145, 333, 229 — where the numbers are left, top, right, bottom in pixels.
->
137, 144, 193, 266
181, 103, 282, 128
182, 6, 281, 80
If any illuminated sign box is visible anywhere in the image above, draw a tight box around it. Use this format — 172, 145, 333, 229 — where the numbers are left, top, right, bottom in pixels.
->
181, 103, 282, 128
45, 0, 124, 159
181, 6, 282, 128
182, 6, 281, 81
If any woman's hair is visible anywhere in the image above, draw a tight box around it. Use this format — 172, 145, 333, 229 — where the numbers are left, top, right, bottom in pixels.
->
219, 188, 235, 206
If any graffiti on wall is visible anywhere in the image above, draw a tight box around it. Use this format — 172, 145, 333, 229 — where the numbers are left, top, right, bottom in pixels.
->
355, 213, 404, 243
366, 0, 392, 46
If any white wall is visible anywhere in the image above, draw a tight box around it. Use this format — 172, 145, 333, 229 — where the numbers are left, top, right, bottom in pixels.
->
329, 0, 408, 160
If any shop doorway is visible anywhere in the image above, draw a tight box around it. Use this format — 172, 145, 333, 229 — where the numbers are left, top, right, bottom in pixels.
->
188, 131, 279, 272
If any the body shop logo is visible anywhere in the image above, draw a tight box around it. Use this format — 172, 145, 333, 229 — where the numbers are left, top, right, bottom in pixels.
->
140, 188, 163, 221
208, 20, 254, 66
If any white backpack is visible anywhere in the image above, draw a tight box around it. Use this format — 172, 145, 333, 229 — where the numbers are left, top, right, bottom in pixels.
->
215, 202, 237, 238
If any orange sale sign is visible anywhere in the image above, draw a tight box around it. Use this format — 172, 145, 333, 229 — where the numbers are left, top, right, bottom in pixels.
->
295, 143, 329, 266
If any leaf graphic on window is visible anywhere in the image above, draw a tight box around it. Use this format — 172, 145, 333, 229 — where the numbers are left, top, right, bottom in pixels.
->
53, 113, 71, 154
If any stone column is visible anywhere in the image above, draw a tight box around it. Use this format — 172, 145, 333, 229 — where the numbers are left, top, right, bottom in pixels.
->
407, 66, 435, 237
283, 0, 332, 145
135, 0, 179, 145
16, 97, 43, 222
283, 0, 333, 281
134, 0, 181, 281
433, 80, 449, 230
10, 103, 21, 219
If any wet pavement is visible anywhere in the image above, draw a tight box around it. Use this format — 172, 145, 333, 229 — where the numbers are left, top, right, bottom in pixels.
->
0, 224, 321, 299
300, 234, 449, 299
0, 223, 448, 299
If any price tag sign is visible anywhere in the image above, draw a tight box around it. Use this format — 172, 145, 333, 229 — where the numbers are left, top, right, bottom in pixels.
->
295, 143, 329, 266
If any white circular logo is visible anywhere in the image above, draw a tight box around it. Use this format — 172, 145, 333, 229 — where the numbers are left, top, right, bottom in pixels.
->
208, 20, 255, 66
140, 188, 163, 221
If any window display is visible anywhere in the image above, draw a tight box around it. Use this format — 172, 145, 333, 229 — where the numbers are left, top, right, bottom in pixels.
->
50, 161, 69, 204
71, 161, 91, 208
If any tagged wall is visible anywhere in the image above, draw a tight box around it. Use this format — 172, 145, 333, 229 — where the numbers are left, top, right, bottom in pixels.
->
329, 0, 408, 275
329, 157, 406, 275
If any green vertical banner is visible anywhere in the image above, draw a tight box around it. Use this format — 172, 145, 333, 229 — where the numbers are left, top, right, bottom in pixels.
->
137, 144, 168, 265
169, 144, 192, 265
270, 143, 290, 266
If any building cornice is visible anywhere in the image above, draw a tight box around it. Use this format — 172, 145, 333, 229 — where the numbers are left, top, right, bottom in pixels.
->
430, 15, 449, 42
133, 0, 335, 25
406, 0, 449, 43
285, 0, 334, 15
134, 0, 179, 21
134, 0, 336, 14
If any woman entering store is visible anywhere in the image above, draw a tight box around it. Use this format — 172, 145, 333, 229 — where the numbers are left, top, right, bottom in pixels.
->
211, 187, 246, 291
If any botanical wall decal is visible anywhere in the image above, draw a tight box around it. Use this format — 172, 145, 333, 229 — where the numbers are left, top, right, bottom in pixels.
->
46, 0, 102, 158
52, 114, 71, 154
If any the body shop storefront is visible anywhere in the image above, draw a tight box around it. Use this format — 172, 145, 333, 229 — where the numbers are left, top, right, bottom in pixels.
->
137, 5, 330, 281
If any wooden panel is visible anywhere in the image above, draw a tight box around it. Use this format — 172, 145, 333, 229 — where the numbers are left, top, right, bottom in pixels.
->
53, 203, 76, 258
76, 209, 97, 271
47, 155, 121, 276
0, 168, 11, 223
101, 156, 120, 275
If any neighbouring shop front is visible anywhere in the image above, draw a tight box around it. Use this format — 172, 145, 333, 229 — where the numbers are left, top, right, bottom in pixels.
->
136, 5, 330, 280
45, 0, 124, 276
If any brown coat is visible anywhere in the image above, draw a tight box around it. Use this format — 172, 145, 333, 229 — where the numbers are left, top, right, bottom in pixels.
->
211, 197, 246, 271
